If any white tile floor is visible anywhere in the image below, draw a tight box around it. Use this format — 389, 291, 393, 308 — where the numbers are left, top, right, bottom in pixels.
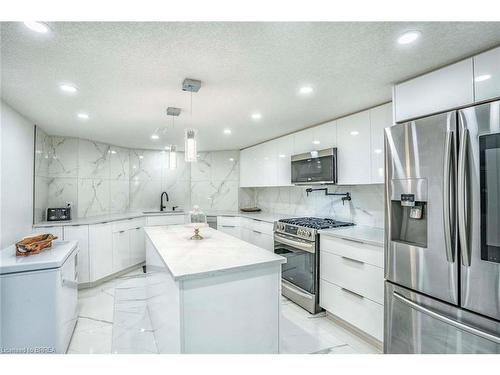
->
67, 267, 381, 354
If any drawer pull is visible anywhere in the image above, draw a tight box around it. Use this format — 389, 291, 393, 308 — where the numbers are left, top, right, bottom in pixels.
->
341, 256, 365, 265
340, 237, 365, 245
221, 225, 236, 228
253, 230, 262, 234
119, 230, 126, 233
341, 287, 364, 299
135, 227, 141, 230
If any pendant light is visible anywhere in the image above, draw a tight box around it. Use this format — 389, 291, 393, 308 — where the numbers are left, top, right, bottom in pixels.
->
185, 129, 197, 162
169, 145, 177, 169
182, 78, 201, 163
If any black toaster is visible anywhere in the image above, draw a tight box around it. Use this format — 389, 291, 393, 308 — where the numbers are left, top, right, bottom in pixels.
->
47, 207, 72, 221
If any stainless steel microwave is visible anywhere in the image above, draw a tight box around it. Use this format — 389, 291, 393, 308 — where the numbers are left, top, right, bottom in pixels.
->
291, 148, 337, 185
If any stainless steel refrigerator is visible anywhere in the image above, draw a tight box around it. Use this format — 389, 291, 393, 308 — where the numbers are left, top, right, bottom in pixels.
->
384, 99, 500, 353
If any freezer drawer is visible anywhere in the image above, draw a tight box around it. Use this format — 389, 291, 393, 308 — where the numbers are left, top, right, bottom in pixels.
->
384, 282, 500, 354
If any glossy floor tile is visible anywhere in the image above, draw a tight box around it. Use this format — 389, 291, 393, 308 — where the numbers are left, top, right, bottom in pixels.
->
68, 267, 381, 354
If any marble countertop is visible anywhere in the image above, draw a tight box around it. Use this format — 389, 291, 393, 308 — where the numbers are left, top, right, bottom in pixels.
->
144, 225, 286, 281
33, 211, 186, 227
0, 240, 78, 275
318, 225, 385, 247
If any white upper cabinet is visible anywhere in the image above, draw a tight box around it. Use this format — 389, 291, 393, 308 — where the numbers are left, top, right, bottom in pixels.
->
369, 103, 392, 184
275, 135, 294, 186
474, 47, 500, 103
260, 141, 277, 187
393, 59, 474, 122
336, 111, 371, 185
312, 120, 337, 150
293, 127, 316, 155
239, 147, 253, 188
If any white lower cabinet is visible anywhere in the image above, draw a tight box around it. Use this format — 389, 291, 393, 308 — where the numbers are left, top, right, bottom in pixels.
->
319, 234, 384, 341
130, 226, 145, 265
320, 279, 384, 341
89, 222, 114, 281
239, 218, 274, 251
112, 230, 130, 272
63, 225, 90, 284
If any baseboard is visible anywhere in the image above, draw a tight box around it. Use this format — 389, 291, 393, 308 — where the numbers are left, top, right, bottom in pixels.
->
78, 262, 145, 290
325, 311, 383, 352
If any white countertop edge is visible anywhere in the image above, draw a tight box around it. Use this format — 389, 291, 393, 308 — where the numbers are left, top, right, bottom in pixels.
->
318, 226, 385, 248
33, 211, 186, 228
0, 240, 78, 275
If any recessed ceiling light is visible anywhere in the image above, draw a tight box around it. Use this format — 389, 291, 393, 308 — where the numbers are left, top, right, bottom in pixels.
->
374, 149, 383, 154
23, 21, 50, 34
229, 158, 235, 162
350, 131, 360, 136
223, 129, 232, 135
251, 113, 262, 120
299, 86, 314, 95
110, 150, 117, 154
151, 134, 159, 140
312, 140, 320, 145
60, 84, 78, 94
397, 31, 421, 45
77, 113, 89, 120
279, 154, 286, 158
475, 74, 491, 82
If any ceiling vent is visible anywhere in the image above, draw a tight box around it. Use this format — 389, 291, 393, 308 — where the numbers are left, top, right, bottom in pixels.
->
182, 78, 201, 92
166, 107, 181, 116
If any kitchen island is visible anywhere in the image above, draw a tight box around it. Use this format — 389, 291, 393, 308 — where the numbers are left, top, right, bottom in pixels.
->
144, 225, 286, 354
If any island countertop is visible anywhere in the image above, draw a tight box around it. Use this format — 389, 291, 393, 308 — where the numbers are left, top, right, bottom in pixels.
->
144, 225, 286, 281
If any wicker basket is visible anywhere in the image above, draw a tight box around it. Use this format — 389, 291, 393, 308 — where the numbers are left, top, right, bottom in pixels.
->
15, 234, 58, 257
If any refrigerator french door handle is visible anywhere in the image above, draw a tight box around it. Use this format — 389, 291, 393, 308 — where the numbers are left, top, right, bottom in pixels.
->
443, 130, 454, 263
393, 292, 500, 345
458, 126, 470, 266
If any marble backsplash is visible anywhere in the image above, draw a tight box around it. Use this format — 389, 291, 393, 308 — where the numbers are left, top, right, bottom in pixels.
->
190, 151, 239, 212
34, 128, 191, 222
240, 184, 385, 228
34, 127, 241, 222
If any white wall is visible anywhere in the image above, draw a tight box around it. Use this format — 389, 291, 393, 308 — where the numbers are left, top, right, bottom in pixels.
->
0, 101, 35, 248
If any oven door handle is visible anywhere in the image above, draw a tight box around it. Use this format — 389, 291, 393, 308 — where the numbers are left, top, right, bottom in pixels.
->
274, 234, 315, 253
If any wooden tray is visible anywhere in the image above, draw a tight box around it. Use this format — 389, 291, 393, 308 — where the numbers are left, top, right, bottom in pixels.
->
15, 234, 58, 257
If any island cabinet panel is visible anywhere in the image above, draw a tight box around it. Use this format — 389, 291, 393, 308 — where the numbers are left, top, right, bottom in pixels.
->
145, 226, 283, 354
181, 264, 281, 353
145, 237, 182, 354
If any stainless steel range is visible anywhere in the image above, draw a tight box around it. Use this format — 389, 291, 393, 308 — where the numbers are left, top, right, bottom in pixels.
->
274, 217, 354, 314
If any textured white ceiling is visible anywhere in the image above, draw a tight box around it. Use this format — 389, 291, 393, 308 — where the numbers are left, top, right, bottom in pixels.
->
1, 22, 500, 151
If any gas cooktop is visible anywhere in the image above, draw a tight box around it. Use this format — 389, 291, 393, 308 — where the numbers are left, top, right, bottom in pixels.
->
278, 217, 354, 230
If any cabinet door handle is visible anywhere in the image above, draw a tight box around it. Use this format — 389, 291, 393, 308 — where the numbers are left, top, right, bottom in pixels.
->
340, 237, 365, 245
341, 287, 364, 299
253, 230, 262, 234
341, 256, 365, 265
119, 230, 125, 233
221, 225, 236, 228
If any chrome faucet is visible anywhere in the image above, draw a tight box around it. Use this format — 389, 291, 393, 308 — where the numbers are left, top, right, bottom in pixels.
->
160, 192, 169, 211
